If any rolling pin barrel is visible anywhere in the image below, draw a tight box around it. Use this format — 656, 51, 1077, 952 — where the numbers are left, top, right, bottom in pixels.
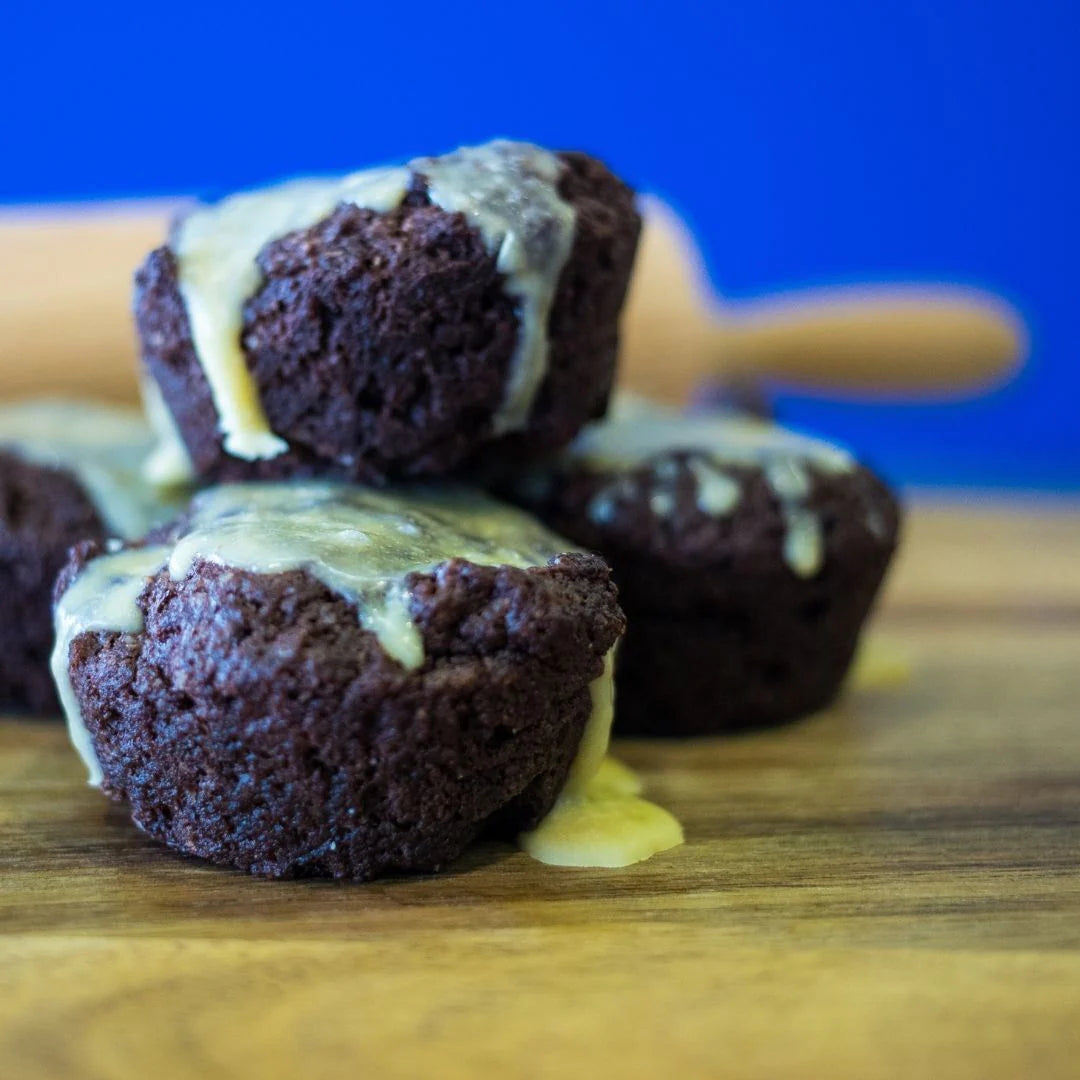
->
620, 196, 1027, 403
0, 198, 1027, 405
721, 288, 1026, 393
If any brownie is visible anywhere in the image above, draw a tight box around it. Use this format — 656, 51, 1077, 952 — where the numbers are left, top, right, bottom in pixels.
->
53, 484, 624, 879
135, 142, 640, 485
0, 400, 185, 715
0, 451, 106, 713
494, 406, 901, 735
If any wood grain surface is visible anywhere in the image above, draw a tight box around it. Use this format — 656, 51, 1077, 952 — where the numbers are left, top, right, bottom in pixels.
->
2, 499, 1079, 1079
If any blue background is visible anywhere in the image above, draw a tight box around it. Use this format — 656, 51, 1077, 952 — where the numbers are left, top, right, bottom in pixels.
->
2, 0, 1076, 488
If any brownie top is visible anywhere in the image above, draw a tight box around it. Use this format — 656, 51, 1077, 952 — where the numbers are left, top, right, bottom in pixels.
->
55, 479, 579, 672
168, 140, 580, 464
497, 396, 901, 608
52, 483, 616, 799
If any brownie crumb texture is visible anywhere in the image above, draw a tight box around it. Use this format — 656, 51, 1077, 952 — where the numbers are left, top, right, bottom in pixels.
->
135, 141, 641, 485
494, 401, 902, 735
53, 483, 628, 879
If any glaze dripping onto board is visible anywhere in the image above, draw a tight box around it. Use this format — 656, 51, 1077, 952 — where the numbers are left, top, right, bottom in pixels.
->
171, 141, 576, 461
520, 651, 684, 868
52, 482, 576, 785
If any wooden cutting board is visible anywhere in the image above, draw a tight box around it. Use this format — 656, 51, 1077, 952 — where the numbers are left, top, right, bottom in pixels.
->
2, 498, 1079, 1080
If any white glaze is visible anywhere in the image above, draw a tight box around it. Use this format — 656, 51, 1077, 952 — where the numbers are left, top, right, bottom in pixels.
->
139, 377, 195, 486
686, 457, 740, 515
173, 167, 411, 460
520, 650, 684, 867
416, 141, 576, 434
0, 399, 186, 539
52, 482, 576, 784
572, 399, 857, 578
51, 544, 168, 785
571, 407, 854, 476
172, 140, 575, 461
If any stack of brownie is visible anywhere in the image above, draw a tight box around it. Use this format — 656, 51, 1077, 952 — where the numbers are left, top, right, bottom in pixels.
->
1, 139, 899, 880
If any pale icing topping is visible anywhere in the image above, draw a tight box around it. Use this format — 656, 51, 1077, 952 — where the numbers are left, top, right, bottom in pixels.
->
0, 399, 188, 539
52, 482, 575, 786
172, 167, 410, 460
520, 650, 684, 867
51, 544, 167, 786
571, 404, 854, 474
568, 399, 858, 578
52, 482, 682, 868
414, 142, 576, 434
139, 377, 195, 487
171, 140, 576, 461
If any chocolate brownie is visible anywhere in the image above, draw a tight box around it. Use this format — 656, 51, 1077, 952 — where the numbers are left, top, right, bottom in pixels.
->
494, 401, 901, 735
0, 400, 186, 714
135, 141, 640, 485
0, 451, 105, 713
53, 483, 625, 879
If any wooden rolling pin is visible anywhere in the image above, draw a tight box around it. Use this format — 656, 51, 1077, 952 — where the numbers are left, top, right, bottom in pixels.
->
0, 197, 1026, 404
0, 201, 179, 402
622, 197, 1026, 403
